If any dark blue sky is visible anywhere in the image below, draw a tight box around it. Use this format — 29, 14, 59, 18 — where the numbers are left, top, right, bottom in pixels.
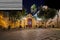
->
23, 0, 44, 13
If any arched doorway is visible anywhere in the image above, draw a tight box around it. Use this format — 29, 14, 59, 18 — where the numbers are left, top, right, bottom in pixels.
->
27, 18, 32, 28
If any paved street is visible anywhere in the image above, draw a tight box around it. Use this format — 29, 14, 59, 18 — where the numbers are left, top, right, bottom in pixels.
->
0, 28, 60, 40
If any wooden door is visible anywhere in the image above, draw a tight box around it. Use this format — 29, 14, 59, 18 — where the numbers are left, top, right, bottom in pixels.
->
28, 18, 32, 28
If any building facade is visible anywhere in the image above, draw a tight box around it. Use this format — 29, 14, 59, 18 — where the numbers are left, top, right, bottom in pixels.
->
0, 12, 58, 29
21, 14, 36, 28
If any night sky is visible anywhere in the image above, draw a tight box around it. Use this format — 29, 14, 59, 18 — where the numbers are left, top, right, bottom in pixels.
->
23, 0, 60, 13
23, 0, 44, 13
44, 0, 60, 10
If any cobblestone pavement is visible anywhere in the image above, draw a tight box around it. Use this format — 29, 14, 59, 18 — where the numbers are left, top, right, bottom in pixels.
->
0, 28, 60, 40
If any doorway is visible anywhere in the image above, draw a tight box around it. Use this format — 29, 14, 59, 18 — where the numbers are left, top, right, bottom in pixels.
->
28, 18, 32, 28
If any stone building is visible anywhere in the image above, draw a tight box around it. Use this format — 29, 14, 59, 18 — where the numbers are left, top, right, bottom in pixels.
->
0, 12, 9, 29
21, 14, 36, 28
0, 11, 60, 29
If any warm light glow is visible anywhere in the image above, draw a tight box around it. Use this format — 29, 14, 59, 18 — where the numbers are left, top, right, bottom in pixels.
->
23, 17, 26, 20
42, 6, 48, 10
0, 15, 9, 28
37, 18, 42, 21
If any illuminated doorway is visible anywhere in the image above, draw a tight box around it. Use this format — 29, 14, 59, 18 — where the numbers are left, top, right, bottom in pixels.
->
28, 18, 32, 28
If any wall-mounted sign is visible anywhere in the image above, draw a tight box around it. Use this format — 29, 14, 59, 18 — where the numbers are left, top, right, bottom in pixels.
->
0, 0, 22, 10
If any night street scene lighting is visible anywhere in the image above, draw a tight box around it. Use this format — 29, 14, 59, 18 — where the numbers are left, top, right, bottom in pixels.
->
0, 0, 60, 40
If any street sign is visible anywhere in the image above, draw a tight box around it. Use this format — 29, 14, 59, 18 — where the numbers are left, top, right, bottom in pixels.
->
0, 0, 22, 10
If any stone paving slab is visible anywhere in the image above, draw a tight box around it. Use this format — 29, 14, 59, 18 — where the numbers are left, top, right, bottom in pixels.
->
0, 28, 60, 40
